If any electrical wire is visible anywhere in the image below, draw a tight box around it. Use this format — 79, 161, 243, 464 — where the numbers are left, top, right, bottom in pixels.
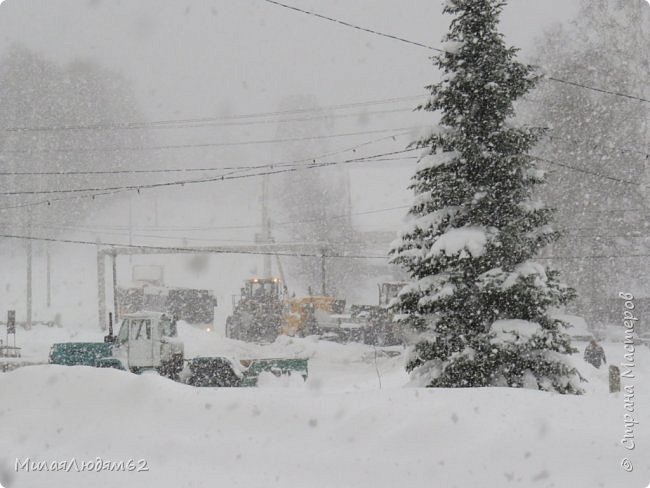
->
3, 232, 648, 262
3, 96, 422, 133
529, 155, 639, 186
0, 126, 419, 154
22, 203, 412, 233
260, 0, 439, 51
0, 134, 415, 176
0, 233, 388, 259
258, 0, 650, 104
0, 148, 419, 202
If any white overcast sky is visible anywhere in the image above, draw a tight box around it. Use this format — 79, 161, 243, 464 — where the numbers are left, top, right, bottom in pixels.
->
0, 0, 581, 120
0, 0, 584, 249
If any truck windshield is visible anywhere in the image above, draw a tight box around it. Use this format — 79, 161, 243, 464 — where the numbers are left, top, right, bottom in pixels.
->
117, 320, 129, 344
249, 282, 277, 297
130, 319, 151, 340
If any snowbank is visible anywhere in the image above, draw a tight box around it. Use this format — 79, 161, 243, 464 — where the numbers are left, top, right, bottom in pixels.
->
1, 353, 648, 488
1, 324, 649, 488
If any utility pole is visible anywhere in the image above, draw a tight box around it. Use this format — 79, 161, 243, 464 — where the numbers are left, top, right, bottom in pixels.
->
25, 211, 32, 330
259, 175, 272, 277
128, 195, 133, 264
320, 248, 326, 296
97, 243, 106, 330
112, 252, 119, 324
46, 241, 51, 308
154, 195, 159, 227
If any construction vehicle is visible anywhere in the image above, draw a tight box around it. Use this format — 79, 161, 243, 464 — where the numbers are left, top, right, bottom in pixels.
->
225, 276, 351, 343
225, 277, 286, 343
281, 284, 407, 345
117, 265, 218, 326
281, 295, 347, 339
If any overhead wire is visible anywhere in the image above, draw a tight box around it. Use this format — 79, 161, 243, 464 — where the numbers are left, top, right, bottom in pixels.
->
0, 148, 420, 202
3, 95, 422, 133
23, 203, 412, 233
0, 130, 415, 176
529, 155, 640, 186
0, 4, 645, 265
2, 232, 648, 262
0, 3, 646, 140
258, 0, 650, 104
0, 150, 638, 200
0, 126, 420, 154
0, 233, 388, 259
0, 131, 416, 211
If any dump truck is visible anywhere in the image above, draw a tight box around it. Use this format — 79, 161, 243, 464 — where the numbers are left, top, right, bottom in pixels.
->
117, 265, 218, 326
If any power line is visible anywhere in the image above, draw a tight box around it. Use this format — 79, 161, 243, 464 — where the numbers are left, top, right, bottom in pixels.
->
41, 221, 263, 232
0, 133, 416, 210
564, 235, 649, 239
545, 76, 650, 104
3, 96, 421, 133
2, 125, 647, 174
536, 253, 650, 261
0, 150, 636, 200
0, 233, 388, 260
0, 126, 418, 154
0, 155, 413, 177
530, 155, 639, 185
2, 127, 647, 178
259, 0, 650, 105
544, 133, 650, 159
3, 232, 647, 262
0, 148, 419, 201
0, 132, 409, 176
259, 0, 439, 51
0, 4, 644, 145
273, 205, 410, 227
23, 203, 411, 233
15, 224, 395, 247
580, 209, 646, 213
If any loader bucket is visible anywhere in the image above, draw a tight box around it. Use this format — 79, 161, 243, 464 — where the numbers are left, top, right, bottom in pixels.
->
48, 342, 113, 367
239, 358, 308, 387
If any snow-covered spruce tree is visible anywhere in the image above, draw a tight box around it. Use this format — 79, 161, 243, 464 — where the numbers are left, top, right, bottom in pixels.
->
389, 0, 582, 393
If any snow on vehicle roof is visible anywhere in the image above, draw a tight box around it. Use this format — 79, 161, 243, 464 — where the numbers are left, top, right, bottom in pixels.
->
121, 311, 169, 319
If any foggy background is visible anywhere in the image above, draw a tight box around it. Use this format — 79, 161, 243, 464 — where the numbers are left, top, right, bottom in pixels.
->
0, 0, 647, 330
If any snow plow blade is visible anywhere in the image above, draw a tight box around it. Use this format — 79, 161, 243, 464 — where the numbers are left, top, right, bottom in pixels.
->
48, 342, 122, 368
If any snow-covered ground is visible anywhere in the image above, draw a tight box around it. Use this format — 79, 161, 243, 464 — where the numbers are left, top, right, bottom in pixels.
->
1, 324, 649, 488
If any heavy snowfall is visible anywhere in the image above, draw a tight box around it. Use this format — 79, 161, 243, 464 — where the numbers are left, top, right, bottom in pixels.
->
0, 1, 648, 487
